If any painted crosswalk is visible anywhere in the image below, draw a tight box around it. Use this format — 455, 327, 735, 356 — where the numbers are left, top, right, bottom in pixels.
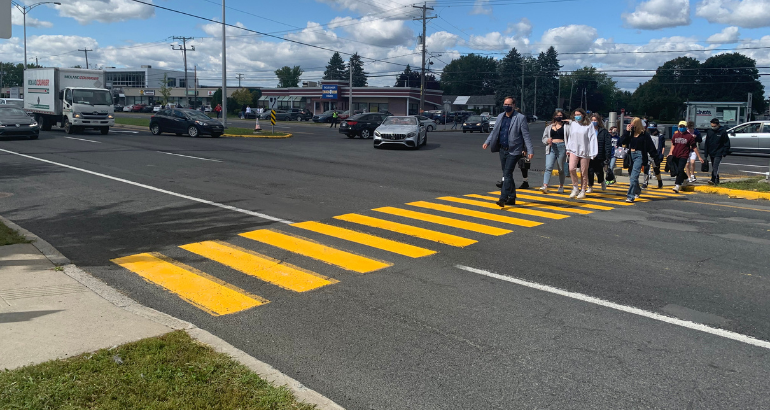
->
111, 182, 688, 316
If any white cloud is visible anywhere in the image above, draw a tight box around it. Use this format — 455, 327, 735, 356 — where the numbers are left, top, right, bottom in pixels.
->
314, 0, 425, 19
56, 0, 154, 25
335, 16, 414, 47
707, 26, 740, 43
622, 0, 691, 29
466, 32, 529, 51
426, 31, 460, 51
696, 0, 770, 28
470, 0, 492, 15
540, 25, 598, 53
505, 18, 532, 38
11, 8, 53, 28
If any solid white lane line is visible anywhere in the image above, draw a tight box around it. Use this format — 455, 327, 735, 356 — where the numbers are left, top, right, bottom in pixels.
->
456, 264, 770, 350
0, 148, 293, 224
721, 163, 768, 168
64, 137, 101, 143
110, 130, 139, 134
158, 151, 222, 162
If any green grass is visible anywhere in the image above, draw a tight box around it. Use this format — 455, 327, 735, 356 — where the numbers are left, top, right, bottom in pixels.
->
718, 177, 770, 192
225, 127, 290, 137
0, 221, 31, 246
0, 331, 315, 410
115, 117, 150, 127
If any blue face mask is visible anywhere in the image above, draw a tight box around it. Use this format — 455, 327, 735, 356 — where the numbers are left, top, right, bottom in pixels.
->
574, 115, 582, 121
678, 127, 686, 133
504, 105, 513, 113
591, 121, 598, 127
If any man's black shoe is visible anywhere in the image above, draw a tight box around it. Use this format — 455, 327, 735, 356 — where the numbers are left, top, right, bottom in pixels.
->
519, 181, 529, 189
495, 199, 506, 207
657, 180, 663, 189
495, 180, 502, 188
505, 198, 516, 206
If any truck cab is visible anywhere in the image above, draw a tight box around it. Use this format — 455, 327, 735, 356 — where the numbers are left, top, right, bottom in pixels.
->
59, 87, 115, 134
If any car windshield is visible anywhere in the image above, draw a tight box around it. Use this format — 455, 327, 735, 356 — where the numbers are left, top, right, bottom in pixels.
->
185, 110, 213, 121
2, 100, 23, 109
0, 107, 28, 118
467, 116, 483, 122
382, 117, 417, 126
72, 89, 112, 106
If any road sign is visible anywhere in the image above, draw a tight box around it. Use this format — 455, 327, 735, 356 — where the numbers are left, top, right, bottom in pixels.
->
268, 97, 278, 109
270, 110, 276, 126
1, 0, 11, 40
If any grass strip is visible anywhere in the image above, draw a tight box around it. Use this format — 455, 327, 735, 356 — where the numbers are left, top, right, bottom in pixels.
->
718, 177, 770, 192
115, 117, 150, 127
0, 330, 315, 409
0, 221, 31, 246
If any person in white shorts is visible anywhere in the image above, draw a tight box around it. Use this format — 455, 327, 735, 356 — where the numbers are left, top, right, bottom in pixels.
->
685, 121, 704, 183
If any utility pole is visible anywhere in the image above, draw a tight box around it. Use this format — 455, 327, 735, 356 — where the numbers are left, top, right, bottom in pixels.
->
534, 76, 537, 119
194, 64, 198, 109
413, 2, 435, 115
236, 73, 244, 88
172, 36, 195, 107
221, 0, 227, 128
78, 48, 92, 69
348, 56, 353, 112
520, 58, 525, 113
569, 76, 575, 112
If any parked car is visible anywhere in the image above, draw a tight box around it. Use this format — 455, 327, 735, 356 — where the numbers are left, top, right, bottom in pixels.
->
123, 105, 133, 112
257, 110, 291, 121
373, 116, 427, 149
141, 105, 155, 113
488, 116, 497, 129
285, 108, 312, 121
0, 106, 40, 139
152, 105, 162, 113
312, 110, 339, 123
526, 114, 538, 123
149, 108, 224, 138
113, 104, 123, 112
463, 115, 490, 133
130, 104, 145, 112
0, 98, 24, 108
339, 112, 389, 139
725, 121, 770, 154
416, 115, 437, 132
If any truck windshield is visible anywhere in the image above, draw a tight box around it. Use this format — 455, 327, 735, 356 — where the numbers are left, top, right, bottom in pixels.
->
72, 90, 112, 106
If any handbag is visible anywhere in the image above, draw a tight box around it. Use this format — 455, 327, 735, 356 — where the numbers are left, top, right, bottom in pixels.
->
614, 146, 628, 159
701, 161, 709, 173
518, 157, 531, 170
606, 167, 615, 182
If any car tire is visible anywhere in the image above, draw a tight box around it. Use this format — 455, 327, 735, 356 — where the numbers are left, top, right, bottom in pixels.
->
188, 126, 199, 137
427, 125, 433, 132
64, 119, 74, 134
28, 134, 39, 140
211, 133, 221, 138
360, 129, 371, 139
150, 124, 162, 135
463, 130, 466, 133
346, 134, 356, 139
101, 127, 109, 135
422, 133, 428, 146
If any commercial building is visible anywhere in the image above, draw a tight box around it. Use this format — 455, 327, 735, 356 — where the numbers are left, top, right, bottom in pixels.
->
105, 66, 207, 107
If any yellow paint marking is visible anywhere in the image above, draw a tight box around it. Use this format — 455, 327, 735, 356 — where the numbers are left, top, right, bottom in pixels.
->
112, 252, 266, 316
373, 207, 511, 236
584, 191, 651, 202
334, 213, 476, 247
407, 201, 542, 227
490, 192, 615, 211
466, 194, 593, 215
292, 221, 436, 258
523, 189, 635, 206
437, 196, 569, 220
601, 186, 670, 199
240, 229, 391, 274
180, 241, 337, 292
610, 184, 692, 195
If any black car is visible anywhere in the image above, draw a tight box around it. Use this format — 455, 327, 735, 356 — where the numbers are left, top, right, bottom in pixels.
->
462, 115, 490, 133
312, 110, 339, 123
0, 106, 40, 140
257, 110, 291, 121
149, 108, 224, 138
285, 108, 313, 121
339, 112, 388, 139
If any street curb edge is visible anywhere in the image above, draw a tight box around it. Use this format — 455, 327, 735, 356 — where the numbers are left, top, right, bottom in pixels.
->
693, 185, 770, 200
0, 215, 70, 266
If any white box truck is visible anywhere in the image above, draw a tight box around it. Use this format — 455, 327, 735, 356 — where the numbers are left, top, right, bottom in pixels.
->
23, 68, 115, 134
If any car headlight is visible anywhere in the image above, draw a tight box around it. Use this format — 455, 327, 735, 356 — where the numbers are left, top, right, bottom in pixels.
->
30, 121, 38, 127
195, 121, 208, 126
108, 114, 114, 119
476, 123, 481, 126
73, 113, 81, 118
407, 132, 416, 138
374, 130, 381, 137
463, 123, 467, 126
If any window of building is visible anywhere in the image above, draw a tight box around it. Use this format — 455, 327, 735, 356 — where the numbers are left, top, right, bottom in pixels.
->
353, 102, 367, 112
179, 79, 186, 88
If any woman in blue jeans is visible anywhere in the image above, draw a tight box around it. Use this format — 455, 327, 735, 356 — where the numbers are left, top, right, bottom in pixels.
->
539, 111, 570, 194
620, 117, 656, 202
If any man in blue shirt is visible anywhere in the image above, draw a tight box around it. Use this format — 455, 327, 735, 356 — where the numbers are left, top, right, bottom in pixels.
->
482, 97, 534, 207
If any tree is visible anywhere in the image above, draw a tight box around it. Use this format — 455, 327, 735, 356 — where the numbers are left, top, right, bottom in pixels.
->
700, 53, 766, 114
275, 66, 303, 88
158, 73, 173, 105
440, 54, 498, 95
559, 66, 620, 114
394, 64, 440, 89
533, 46, 561, 116
232, 88, 253, 107
496, 48, 523, 106
211, 88, 222, 106
344, 53, 368, 87
323, 52, 347, 81
0, 63, 27, 88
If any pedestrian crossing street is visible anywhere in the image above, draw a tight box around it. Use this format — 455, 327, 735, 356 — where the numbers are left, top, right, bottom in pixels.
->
112, 183, 690, 316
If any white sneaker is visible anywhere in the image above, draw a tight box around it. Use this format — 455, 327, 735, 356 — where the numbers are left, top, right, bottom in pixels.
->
577, 189, 587, 199
586, 187, 593, 193
540, 185, 548, 194
557, 186, 565, 194
692, 175, 697, 182
569, 186, 579, 198
601, 181, 606, 191
634, 194, 640, 200
673, 185, 680, 193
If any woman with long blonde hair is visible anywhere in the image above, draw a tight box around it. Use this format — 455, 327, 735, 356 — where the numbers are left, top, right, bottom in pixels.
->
565, 108, 597, 199
621, 117, 656, 202
539, 110, 570, 193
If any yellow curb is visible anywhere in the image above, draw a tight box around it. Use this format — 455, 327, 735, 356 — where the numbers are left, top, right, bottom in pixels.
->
692, 185, 770, 200
223, 133, 292, 139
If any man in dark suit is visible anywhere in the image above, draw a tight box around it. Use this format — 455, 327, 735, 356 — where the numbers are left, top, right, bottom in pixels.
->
482, 97, 534, 207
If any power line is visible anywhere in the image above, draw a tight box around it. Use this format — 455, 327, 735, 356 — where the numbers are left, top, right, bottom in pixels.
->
171, 36, 195, 104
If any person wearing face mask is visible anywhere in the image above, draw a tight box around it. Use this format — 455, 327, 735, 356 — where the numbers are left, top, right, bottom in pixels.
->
621, 117, 658, 202
539, 110, 570, 194
642, 124, 665, 189
586, 113, 612, 192
606, 126, 620, 185
668, 120, 697, 193
482, 97, 533, 207
704, 118, 730, 185
685, 121, 704, 183
565, 108, 597, 199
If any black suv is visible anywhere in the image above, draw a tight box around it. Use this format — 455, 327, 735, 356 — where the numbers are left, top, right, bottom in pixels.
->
285, 108, 313, 121
339, 113, 388, 139
149, 108, 224, 138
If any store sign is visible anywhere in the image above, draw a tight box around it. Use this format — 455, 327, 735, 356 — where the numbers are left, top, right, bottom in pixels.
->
140, 90, 155, 96
322, 85, 338, 99
207, 90, 216, 96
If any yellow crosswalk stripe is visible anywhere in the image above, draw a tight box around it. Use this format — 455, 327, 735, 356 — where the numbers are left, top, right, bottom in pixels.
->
373, 207, 512, 236
584, 191, 651, 202
112, 252, 267, 316
602, 187, 670, 199
491, 192, 615, 211
437, 196, 569, 220
522, 190, 635, 206
407, 201, 543, 227
465, 194, 593, 215
607, 185, 689, 197
334, 213, 477, 247
292, 221, 436, 258
180, 240, 337, 292
240, 229, 391, 274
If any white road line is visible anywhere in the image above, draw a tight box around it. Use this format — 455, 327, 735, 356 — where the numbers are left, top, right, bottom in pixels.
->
110, 130, 139, 134
0, 148, 293, 224
64, 136, 101, 143
456, 264, 770, 350
721, 163, 769, 168
158, 151, 222, 162
741, 170, 770, 176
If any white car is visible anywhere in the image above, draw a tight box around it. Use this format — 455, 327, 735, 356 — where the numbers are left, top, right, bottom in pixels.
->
416, 115, 437, 132
374, 116, 427, 149
152, 105, 162, 113
488, 116, 497, 129
122, 105, 133, 112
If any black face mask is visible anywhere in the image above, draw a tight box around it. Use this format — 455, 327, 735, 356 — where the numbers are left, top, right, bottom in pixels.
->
555, 117, 563, 122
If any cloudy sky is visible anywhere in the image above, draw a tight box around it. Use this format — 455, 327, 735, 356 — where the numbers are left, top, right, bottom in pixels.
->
2, 0, 769, 91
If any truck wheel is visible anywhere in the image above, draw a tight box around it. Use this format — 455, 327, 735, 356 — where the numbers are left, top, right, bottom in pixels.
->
39, 116, 52, 131
100, 127, 109, 135
64, 119, 74, 134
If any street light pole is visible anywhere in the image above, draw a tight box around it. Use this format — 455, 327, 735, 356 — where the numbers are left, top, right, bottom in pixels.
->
12, 2, 61, 70
221, 0, 227, 128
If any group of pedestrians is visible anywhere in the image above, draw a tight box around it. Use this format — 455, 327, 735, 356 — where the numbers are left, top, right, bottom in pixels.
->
482, 98, 732, 205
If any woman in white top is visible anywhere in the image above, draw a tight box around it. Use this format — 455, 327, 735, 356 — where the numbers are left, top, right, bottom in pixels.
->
566, 108, 597, 199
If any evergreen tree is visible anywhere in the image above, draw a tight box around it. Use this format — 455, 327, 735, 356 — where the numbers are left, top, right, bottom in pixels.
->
344, 53, 368, 87
534, 46, 561, 116
440, 54, 498, 95
495, 48, 523, 105
395, 65, 440, 89
323, 52, 346, 81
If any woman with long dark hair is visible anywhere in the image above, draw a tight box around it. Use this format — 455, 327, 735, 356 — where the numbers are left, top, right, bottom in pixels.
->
565, 108, 597, 199
587, 113, 612, 192
539, 110, 570, 194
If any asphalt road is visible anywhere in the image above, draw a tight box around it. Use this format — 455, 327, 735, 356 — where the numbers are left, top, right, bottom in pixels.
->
1, 123, 770, 409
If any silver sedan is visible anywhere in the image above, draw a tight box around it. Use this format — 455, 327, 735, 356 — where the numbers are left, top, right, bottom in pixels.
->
373, 116, 427, 149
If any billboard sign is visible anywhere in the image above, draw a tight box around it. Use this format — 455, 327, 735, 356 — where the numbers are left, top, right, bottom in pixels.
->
322, 84, 338, 99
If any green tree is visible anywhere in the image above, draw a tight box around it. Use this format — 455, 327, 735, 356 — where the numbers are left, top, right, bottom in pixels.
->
394, 64, 440, 89
559, 66, 620, 114
211, 88, 222, 106
441, 54, 498, 95
344, 53, 368, 87
232, 88, 253, 107
495, 48, 523, 106
275, 66, 303, 88
0, 63, 26, 88
323, 52, 347, 81
533, 47, 561, 116
158, 73, 173, 106
700, 53, 766, 114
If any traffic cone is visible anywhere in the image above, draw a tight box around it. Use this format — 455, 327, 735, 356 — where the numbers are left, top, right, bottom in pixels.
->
254, 118, 262, 132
